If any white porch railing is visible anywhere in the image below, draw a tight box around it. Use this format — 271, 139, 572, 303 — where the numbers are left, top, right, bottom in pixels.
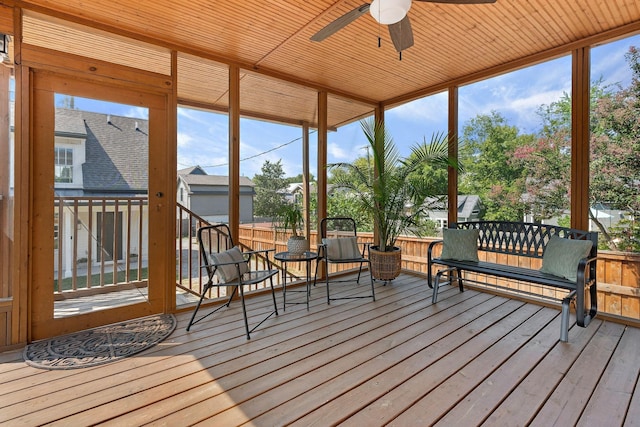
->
54, 196, 147, 294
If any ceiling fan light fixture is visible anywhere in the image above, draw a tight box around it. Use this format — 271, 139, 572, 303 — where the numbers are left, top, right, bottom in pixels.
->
369, 0, 412, 25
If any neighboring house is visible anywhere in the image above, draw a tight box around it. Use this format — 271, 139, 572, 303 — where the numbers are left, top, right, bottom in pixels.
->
54, 108, 149, 277
177, 166, 255, 223
589, 203, 626, 232
55, 108, 149, 196
424, 195, 482, 230
284, 181, 316, 204
523, 202, 625, 232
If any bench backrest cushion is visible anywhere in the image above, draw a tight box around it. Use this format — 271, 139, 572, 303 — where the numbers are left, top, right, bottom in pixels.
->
441, 228, 480, 262
540, 236, 593, 281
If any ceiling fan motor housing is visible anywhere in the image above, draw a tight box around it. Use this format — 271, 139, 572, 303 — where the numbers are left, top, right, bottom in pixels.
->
369, 0, 412, 25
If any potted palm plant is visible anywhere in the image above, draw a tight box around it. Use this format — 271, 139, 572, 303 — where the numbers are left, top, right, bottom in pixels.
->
276, 201, 308, 255
329, 118, 458, 281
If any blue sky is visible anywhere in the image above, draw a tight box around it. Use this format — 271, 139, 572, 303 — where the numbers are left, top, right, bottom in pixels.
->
64, 34, 640, 181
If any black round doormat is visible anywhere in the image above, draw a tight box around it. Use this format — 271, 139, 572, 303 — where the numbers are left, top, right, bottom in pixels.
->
23, 314, 176, 370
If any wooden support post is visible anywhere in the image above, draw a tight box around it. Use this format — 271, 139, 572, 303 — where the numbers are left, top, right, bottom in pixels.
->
571, 47, 591, 231
228, 65, 240, 244
302, 121, 311, 241
317, 91, 328, 278
14, 5, 29, 345
448, 87, 459, 227
228, 65, 240, 299
165, 49, 178, 312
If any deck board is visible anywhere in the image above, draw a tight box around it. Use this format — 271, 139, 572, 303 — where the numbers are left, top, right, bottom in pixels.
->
528, 321, 626, 426
380, 307, 560, 426
577, 326, 640, 426
1, 272, 639, 426
294, 299, 527, 427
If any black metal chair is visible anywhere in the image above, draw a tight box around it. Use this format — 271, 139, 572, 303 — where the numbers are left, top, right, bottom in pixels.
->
315, 217, 375, 304
186, 223, 278, 339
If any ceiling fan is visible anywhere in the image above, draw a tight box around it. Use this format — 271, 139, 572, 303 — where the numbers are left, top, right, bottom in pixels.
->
311, 0, 496, 54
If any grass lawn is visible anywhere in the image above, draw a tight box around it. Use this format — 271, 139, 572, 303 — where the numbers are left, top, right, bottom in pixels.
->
54, 267, 149, 291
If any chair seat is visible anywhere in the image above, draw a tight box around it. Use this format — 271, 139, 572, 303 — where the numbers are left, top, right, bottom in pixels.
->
223, 269, 279, 286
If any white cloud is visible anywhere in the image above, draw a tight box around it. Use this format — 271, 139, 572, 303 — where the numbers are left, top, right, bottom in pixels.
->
327, 142, 351, 161
388, 92, 448, 123
124, 106, 148, 119
177, 132, 193, 148
456, 56, 575, 133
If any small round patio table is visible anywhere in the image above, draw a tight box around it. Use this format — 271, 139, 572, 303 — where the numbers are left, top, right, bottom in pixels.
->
274, 251, 318, 311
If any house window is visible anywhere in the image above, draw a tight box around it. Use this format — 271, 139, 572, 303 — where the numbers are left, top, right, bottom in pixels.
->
54, 147, 73, 183
179, 188, 184, 202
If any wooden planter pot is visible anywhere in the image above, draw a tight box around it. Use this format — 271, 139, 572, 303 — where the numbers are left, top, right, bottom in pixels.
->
369, 245, 402, 281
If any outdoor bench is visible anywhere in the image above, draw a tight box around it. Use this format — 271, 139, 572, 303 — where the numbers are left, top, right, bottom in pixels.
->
427, 221, 598, 342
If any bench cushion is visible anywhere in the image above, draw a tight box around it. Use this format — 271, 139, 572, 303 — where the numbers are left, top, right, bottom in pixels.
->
441, 228, 479, 262
540, 236, 593, 281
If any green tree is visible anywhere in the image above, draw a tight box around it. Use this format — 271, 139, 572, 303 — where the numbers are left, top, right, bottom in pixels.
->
252, 160, 287, 219
512, 95, 573, 221
326, 189, 373, 232
327, 155, 374, 231
284, 173, 316, 185
328, 156, 373, 188
405, 135, 451, 197
459, 112, 533, 221
590, 47, 640, 250
515, 47, 640, 251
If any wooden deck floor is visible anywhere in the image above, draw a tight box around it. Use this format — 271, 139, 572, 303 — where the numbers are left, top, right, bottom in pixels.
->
1, 273, 639, 426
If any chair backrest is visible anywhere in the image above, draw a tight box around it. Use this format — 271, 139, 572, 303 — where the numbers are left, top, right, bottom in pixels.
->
320, 217, 362, 261
198, 223, 237, 281
320, 217, 358, 240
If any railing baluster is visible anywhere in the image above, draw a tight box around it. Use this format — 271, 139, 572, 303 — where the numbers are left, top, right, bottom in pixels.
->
113, 199, 119, 284
56, 201, 63, 292
87, 200, 93, 288
186, 212, 192, 288
178, 207, 184, 285
100, 199, 106, 287
72, 201, 79, 291
197, 219, 204, 296
138, 198, 143, 280
126, 199, 132, 283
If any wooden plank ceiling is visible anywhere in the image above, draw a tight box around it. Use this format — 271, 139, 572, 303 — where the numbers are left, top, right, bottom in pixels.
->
18, 0, 640, 128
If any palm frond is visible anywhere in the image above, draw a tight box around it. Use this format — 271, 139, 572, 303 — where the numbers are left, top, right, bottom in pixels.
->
331, 119, 462, 251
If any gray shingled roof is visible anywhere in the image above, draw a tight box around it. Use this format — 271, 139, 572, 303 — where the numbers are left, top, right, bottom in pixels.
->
177, 165, 207, 176
55, 108, 87, 137
458, 195, 481, 218
180, 174, 255, 187
424, 195, 481, 217
56, 108, 149, 193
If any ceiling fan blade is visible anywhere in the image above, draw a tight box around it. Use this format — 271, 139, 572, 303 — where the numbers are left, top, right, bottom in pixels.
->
311, 4, 371, 42
388, 15, 414, 52
415, 0, 496, 3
